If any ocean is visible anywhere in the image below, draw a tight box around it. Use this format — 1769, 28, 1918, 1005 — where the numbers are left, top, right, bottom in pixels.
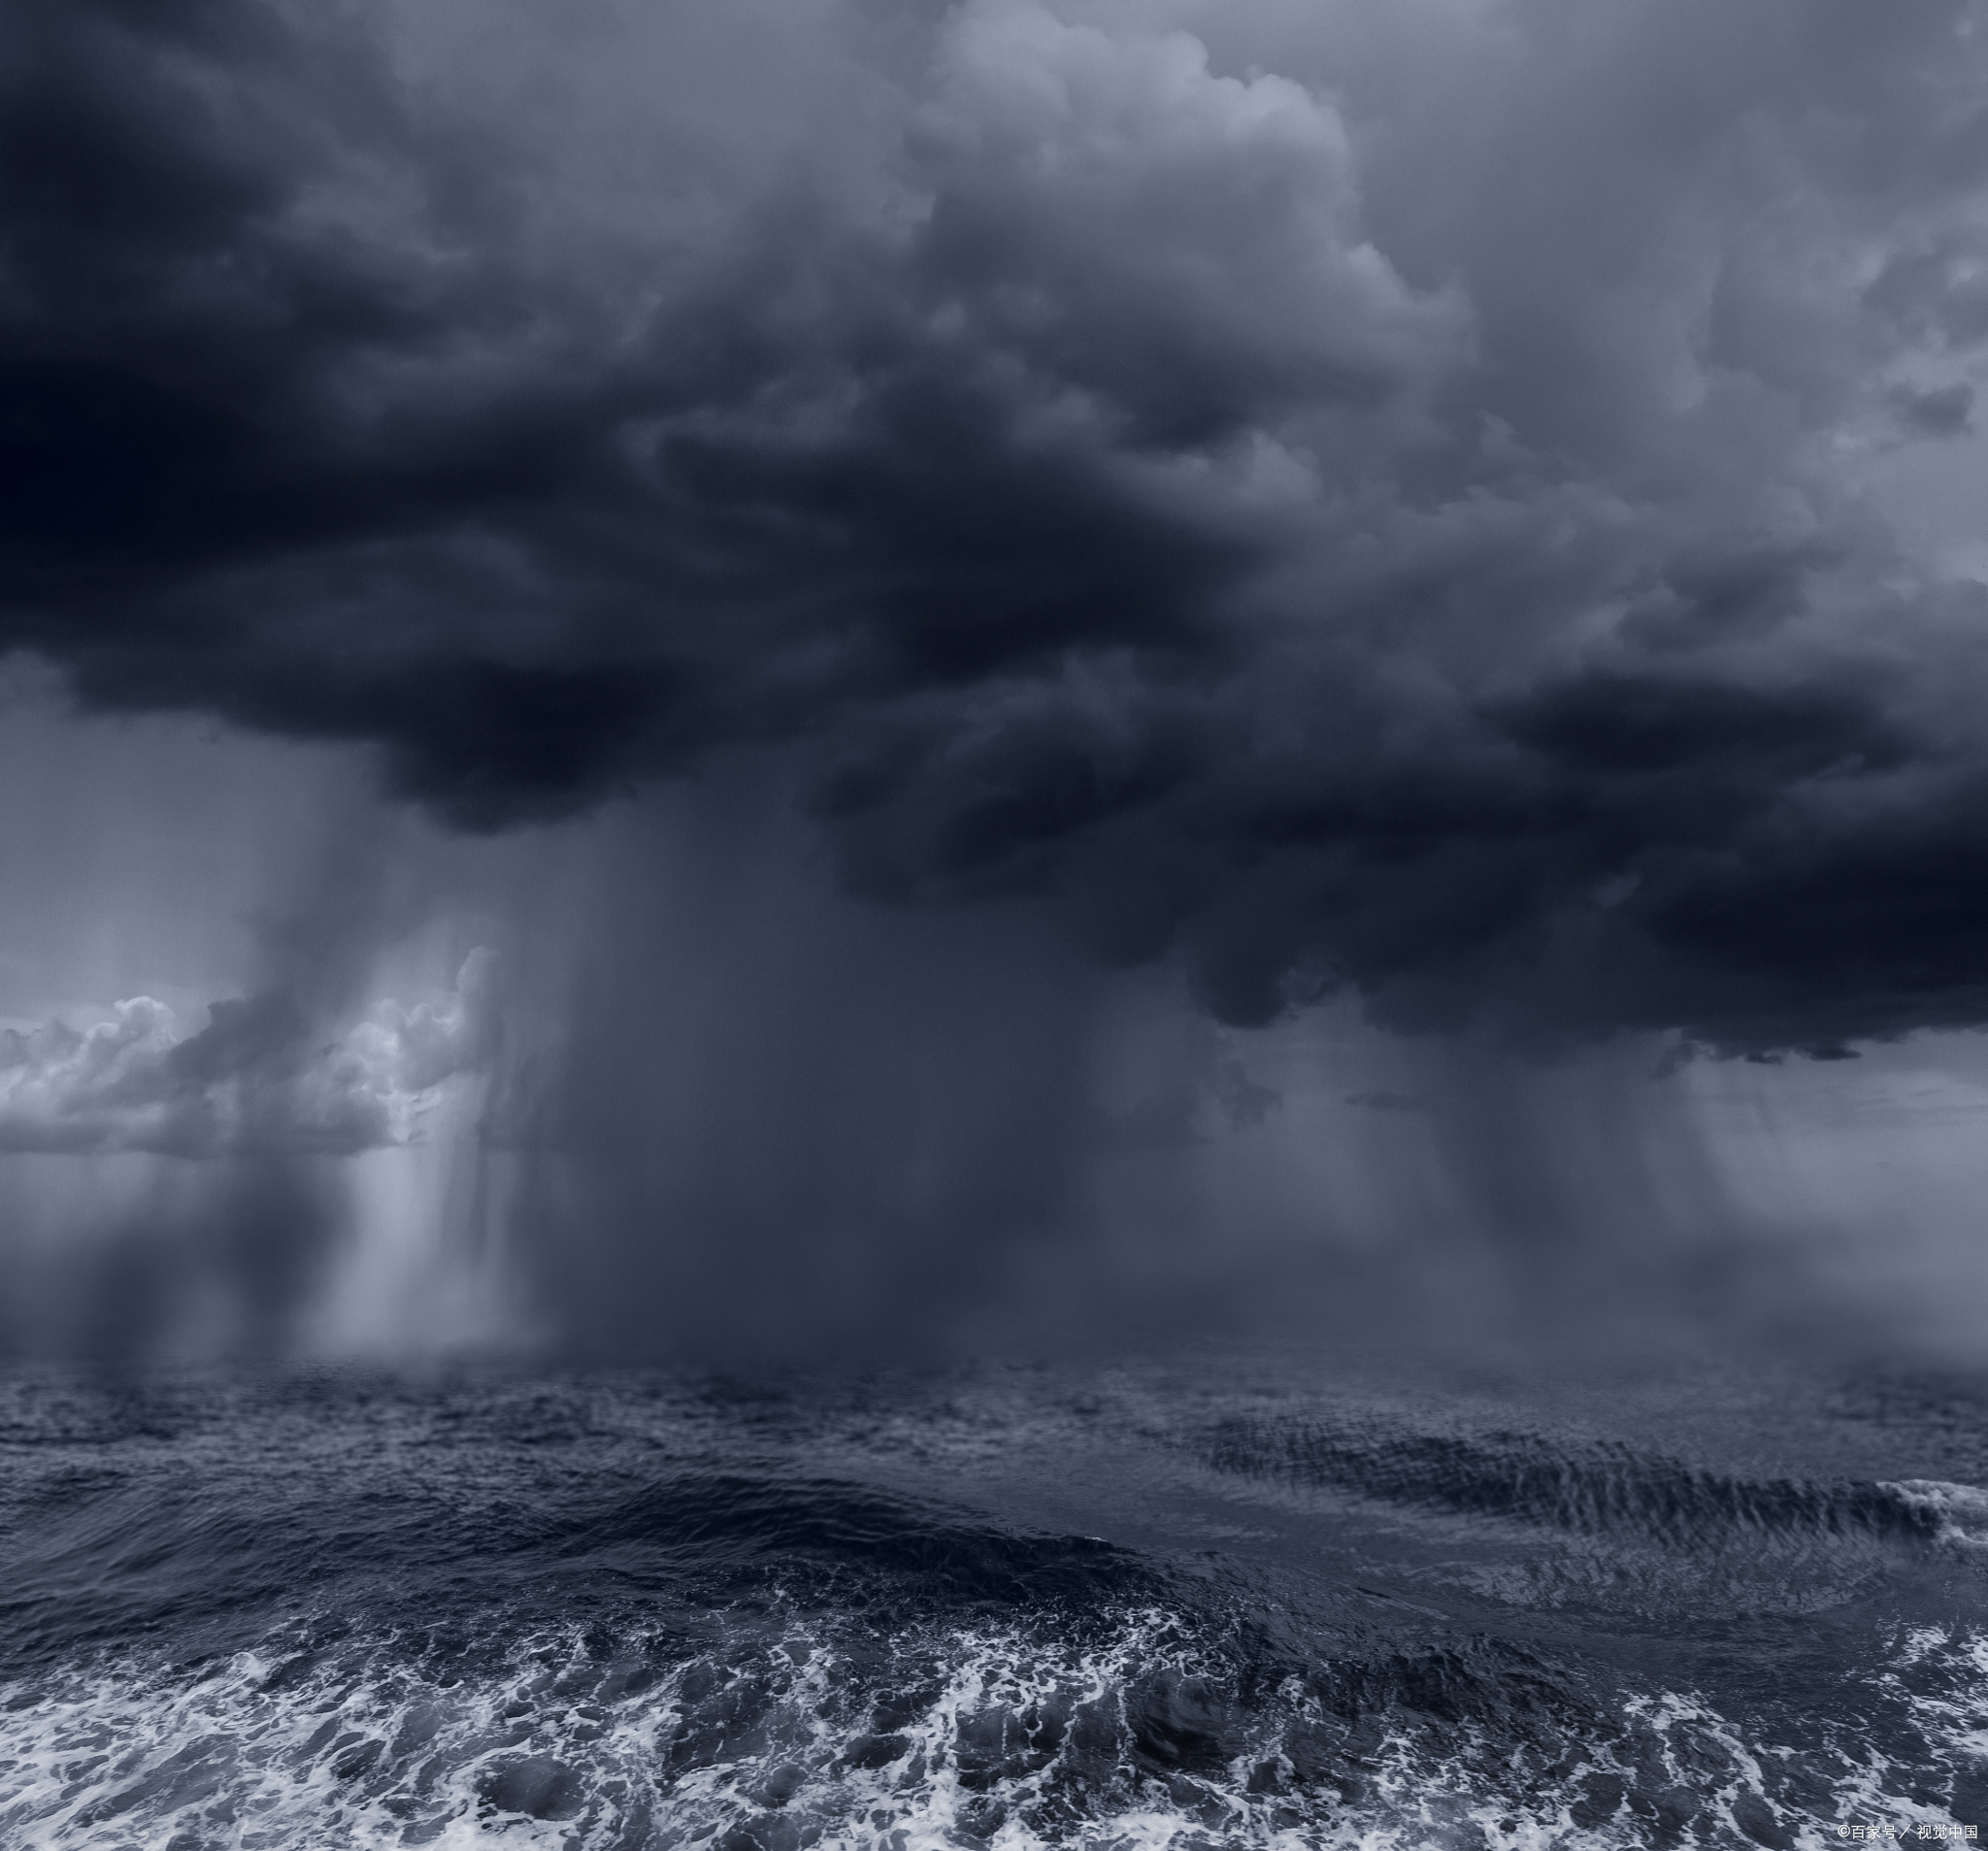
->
3, 1348, 1987, 1849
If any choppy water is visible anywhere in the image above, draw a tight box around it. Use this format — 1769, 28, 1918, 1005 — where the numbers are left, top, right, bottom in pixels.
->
4, 1351, 1988, 1848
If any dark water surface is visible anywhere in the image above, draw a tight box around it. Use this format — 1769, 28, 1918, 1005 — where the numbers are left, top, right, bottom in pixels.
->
4, 1349, 1988, 1847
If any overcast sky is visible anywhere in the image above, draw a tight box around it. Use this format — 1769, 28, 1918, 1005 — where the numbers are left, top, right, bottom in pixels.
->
7, 0, 1988, 1357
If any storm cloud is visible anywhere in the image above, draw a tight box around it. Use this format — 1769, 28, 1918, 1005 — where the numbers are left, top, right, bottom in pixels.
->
9, 0, 1988, 1052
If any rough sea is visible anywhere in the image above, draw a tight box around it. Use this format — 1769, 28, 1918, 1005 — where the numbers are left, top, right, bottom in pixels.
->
5, 1347, 1988, 1849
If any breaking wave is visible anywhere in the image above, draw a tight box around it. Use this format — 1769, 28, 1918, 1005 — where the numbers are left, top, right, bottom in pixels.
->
5, 1367, 1988, 1847
9, 1601, 1988, 1847
1204, 1416, 1988, 1559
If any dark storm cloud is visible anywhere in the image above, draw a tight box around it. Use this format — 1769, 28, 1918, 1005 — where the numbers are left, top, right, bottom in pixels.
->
9, 0, 1988, 1049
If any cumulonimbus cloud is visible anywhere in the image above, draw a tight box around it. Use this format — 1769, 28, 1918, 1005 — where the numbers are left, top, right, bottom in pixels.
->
0, 951, 497, 1156
7, 0, 1988, 1052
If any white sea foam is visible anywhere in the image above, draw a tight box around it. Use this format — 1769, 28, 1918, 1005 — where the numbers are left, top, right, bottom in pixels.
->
4, 1603, 1987, 1849
1884, 1479, 1988, 1552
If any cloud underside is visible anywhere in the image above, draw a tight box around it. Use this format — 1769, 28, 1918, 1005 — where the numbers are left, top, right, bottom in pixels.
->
8, 0, 1988, 1051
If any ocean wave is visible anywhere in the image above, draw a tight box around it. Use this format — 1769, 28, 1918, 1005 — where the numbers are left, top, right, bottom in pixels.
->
1203, 1416, 1988, 1562
541, 1473, 1143, 1605
3, 1601, 1984, 1848
8, 1368, 1988, 1846
1879, 1481, 1988, 1553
